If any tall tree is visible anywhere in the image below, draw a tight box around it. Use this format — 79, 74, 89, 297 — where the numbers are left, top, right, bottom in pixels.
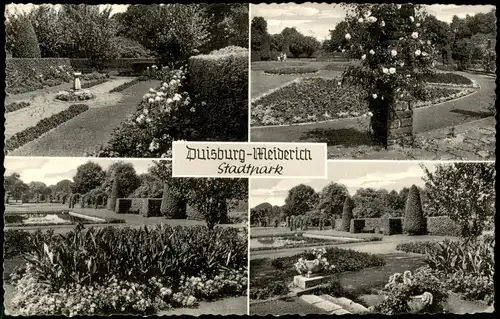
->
72, 162, 106, 195
284, 184, 318, 216
251, 16, 268, 51
102, 162, 140, 198
4, 172, 29, 202
316, 183, 349, 218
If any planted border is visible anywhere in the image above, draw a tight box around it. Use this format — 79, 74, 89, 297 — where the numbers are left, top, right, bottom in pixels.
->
5, 104, 89, 154
109, 78, 143, 93
81, 77, 109, 89
263, 67, 319, 75
5, 101, 31, 113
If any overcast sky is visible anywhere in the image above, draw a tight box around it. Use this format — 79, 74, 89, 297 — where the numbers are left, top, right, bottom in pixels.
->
4, 157, 158, 186
251, 3, 496, 40
250, 162, 438, 207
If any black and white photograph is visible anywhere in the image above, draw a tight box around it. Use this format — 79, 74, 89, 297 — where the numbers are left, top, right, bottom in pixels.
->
4, 3, 249, 157
250, 3, 496, 160
249, 161, 495, 315
3, 158, 248, 316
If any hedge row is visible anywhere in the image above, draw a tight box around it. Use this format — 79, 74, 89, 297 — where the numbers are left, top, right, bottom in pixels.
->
81, 77, 109, 89
70, 58, 157, 73
5, 104, 89, 154
5, 101, 30, 113
114, 198, 162, 217
427, 216, 461, 236
109, 78, 143, 93
188, 47, 248, 141
6, 58, 72, 89
264, 67, 319, 75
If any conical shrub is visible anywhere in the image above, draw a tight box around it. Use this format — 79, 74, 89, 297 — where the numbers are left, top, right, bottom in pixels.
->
341, 196, 354, 232
10, 16, 41, 58
403, 185, 426, 235
160, 183, 186, 218
108, 178, 119, 211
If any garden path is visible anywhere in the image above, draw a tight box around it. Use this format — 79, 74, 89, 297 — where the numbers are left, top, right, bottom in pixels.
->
159, 296, 247, 316
250, 72, 495, 157
5, 77, 135, 140
9, 80, 160, 157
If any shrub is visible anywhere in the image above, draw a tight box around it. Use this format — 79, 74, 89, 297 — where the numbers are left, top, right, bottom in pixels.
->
55, 90, 95, 102
80, 77, 109, 89
350, 219, 365, 234
249, 281, 290, 300
444, 272, 494, 305
160, 184, 187, 219
5, 104, 89, 154
9, 15, 41, 58
141, 198, 162, 217
422, 72, 473, 85
108, 178, 119, 211
186, 204, 204, 221
5, 101, 31, 113
396, 241, 439, 255
187, 47, 248, 141
341, 196, 354, 232
4, 229, 56, 259
384, 218, 403, 235
264, 67, 319, 75
115, 198, 132, 214
426, 216, 461, 236
403, 185, 426, 235
109, 78, 143, 93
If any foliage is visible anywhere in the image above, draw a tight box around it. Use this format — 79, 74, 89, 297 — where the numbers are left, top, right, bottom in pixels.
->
422, 162, 495, 238
249, 281, 289, 300
251, 17, 268, 51
294, 248, 335, 276
4, 229, 56, 259
426, 216, 461, 236
283, 184, 319, 216
5, 101, 31, 113
160, 184, 187, 218
72, 161, 106, 195
341, 196, 354, 232
5, 12, 41, 58
403, 185, 426, 235
5, 104, 89, 154
200, 4, 248, 51
109, 78, 144, 93
101, 162, 141, 198
55, 90, 95, 101
264, 67, 319, 75
373, 268, 448, 314
396, 241, 439, 255
422, 72, 472, 85
112, 36, 153, 58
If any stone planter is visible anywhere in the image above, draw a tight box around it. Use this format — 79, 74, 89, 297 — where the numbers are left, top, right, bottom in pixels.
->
304, 260, 321, 276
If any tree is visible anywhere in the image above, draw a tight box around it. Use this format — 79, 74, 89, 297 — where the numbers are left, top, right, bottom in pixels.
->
130, 172, 164, 198
251, 16, 268, 51
316, 183, 349, 218
160, 183, 187, 218
102, 162, 140, 198
108, 177, 119, 211
260, 35, 271, 60
453, 38, 474, 70
5, 13, 41, 58
353, 188, 388, 218
28, 5, 65, 57
341, 196, 354, 232
253, 202, 273, 225
403, 185, 426, 235
201, 3, 248, 51
72, 162, 106, 195
422, 162, 495, 238
28, 181, 48, 202
4, 172, 29, 202
284, 184, 319, 216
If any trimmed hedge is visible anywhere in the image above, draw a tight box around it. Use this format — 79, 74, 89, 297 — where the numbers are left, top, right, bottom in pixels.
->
188, 47, 248, 141
350, 219, 365, 233
109, 78, 143, 93
160, 184, 187, 219
341, 196, 354, 232
116, 198, 162, 217
423, 72, 473, 85
383, 218, 403, 235
81, 77, 109, 89
403, 185, 427, 235
427, 216, 461, 236
5, 101, 30, 113
5, 104, 89, 154
264, 67, 319, 75
186, 204, 204, 221
70, 58, 157, 73
334, 219, 343, 231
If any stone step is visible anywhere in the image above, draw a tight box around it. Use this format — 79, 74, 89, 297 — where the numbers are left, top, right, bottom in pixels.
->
319, 295, 370, 314
299, 295, 351, 315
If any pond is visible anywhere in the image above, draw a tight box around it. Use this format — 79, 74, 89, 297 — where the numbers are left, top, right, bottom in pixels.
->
5, 211, 100, 227
250, 234, 339, 249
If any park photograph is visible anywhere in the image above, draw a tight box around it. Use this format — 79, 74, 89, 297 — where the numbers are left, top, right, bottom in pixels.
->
249, 161, 495, 315
250, 3, 496, 160
3, 157, 249, 316
4, 3, 248, 157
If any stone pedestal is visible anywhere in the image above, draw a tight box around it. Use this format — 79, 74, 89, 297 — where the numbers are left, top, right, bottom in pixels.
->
387, 101, 414, 148
293, 274, 333, 289
73, 72, 82, 90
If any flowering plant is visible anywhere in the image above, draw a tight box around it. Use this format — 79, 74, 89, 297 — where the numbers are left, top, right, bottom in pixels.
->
340, 4, 436, 113
294, 248, 335, 277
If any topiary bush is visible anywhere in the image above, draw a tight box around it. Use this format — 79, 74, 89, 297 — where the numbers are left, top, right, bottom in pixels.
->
8, 15, 41, 58
341, 196, 354, 232
403, 185, 426, 235
160, 184, 187, 219
108, 178, 119, 211
187, 46, 248, 141
350, 219, 365, 233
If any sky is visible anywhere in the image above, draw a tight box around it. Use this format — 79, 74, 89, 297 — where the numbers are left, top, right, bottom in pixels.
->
4, 158, 158, 186
251, 3, 496, 41
250, 162, 438, 207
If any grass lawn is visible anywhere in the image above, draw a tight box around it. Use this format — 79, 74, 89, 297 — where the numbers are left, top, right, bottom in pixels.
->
9, 80, 160, 156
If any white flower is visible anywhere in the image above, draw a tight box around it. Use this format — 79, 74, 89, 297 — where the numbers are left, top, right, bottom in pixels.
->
389, 67, 396, 74
400, 61, 405, 67
422, 51, 428, 57
372, 93, 378, 99
136, 114, 145, 123
361, 54, 367, 60
416, 23, 421, 27
148, 98, 154, 104
382, 67, 389, 74
173, 93, 182, 101
427, 40, 431, 45
367, 111, 373, 117
143, 108, 149, 115
397, 4, 402, 9
415, 49, 421, 56
155, 96, 162, 102
363, 10, 372, 18
166, 98, 173, 104
345, 33, 351, 40
190, 107, 196, 112
148, 139, 160, 152
337, 81, 342, 86
342, 49, 346, 53
367, 16, 377, 23
381, 21, 385, 27
358, 18, 364, 23
369, 49, 375, 55
391, 50, 397, 57
149, 88, 155, 93
411, 32, 419, 39
162, 82, 168, 87
410, 16, 415, 22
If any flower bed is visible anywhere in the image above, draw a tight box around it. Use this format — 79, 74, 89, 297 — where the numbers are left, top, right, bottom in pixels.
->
81, 77, 109, 89
422, 72, 473, 86
109, 78, 144, 93
5, 104, 89, 154
252, 77, 469, 126
8, 225, 248, 315
250, 235, 341, 251
55, 90, 95, 102
4, 212, 125, 227
6, 101, 31, 113
250, 247, 385, 300
396, 241, 440, 255
263, 67, 320, 75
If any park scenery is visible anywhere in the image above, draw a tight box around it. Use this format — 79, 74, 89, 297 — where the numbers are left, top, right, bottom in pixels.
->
250, 3, 496, 160
4, 3, 248, 157
3, 158, 248, 316
249, 161, 495, 315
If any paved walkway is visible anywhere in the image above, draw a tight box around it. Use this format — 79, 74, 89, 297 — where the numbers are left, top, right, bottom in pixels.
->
251, 72, 495, 159
160, 296, 247, 316
9, 80, 160, 156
